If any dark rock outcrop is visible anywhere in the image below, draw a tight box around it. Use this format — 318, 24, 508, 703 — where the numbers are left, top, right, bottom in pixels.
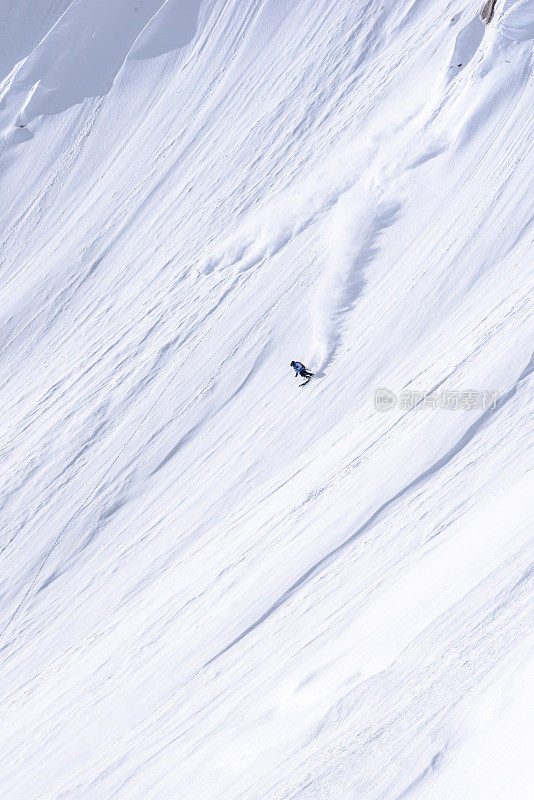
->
480, 0, 497, 24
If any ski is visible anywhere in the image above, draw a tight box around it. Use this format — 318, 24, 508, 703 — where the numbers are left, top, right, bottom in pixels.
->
291, 363, 314, 386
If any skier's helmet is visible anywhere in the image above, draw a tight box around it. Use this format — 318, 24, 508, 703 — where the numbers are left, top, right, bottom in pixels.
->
290, 361, 295, 367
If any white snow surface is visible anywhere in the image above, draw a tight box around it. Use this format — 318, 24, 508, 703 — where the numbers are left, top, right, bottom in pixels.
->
0, 0, 533, 797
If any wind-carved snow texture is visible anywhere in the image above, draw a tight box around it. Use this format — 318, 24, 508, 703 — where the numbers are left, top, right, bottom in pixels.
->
0, 0, 533, 799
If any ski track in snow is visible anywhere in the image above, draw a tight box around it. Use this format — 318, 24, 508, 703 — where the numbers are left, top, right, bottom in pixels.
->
0, 0, 533, 798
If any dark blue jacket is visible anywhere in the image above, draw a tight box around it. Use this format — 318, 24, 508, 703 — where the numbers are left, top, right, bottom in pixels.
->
293, 361, 305, 375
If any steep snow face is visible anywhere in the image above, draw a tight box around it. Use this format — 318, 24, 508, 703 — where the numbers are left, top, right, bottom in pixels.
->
0, 1, 533, 798
0, 0, 72, 78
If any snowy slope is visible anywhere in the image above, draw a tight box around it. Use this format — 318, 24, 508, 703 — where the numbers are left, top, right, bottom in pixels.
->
0, 0, 533, 798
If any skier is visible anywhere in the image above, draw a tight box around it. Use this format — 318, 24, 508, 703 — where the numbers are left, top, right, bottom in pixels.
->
290, 361, 314, 380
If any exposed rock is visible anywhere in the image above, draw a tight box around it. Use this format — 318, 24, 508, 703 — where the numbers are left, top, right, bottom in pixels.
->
480, 0, 497, 23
